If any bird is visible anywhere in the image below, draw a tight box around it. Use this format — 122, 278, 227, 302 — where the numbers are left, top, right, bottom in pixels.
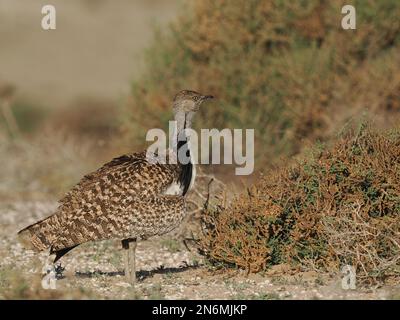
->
17, 90, 214, 284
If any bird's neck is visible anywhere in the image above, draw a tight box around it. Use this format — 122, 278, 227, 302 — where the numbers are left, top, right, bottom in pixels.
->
172, 111, 192, 156
172, 111, 194, 196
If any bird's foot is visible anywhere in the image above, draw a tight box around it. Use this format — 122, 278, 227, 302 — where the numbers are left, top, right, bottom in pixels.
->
41, 264, 57, 290
40, 259, 64, 290
125, 270, 136, 286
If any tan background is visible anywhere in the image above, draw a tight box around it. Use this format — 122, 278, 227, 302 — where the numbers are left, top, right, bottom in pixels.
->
0, 0, 180, 108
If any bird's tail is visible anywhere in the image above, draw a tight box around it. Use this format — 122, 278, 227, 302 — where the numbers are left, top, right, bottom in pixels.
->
17, 216, 56, 252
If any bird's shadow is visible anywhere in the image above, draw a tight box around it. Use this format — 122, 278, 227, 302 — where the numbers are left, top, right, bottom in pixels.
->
72, 263, 200, 282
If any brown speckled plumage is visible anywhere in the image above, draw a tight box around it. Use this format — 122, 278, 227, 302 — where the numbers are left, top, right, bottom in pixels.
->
17, 90, 214, 283
21, 151, 184, 252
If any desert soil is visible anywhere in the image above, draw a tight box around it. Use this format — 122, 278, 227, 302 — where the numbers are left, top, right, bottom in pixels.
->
0, 200, 398, 300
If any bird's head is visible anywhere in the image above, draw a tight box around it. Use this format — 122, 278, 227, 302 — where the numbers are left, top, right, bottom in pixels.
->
173, 90, 214, 126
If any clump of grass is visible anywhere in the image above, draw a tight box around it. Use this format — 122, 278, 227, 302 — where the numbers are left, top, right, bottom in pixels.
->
3, 100, 48, 135
161, 238, 182, 253
123, 0, 400, 168
233, 292, 281, 300
199, 123, 400, 286
143, 283, 165, 300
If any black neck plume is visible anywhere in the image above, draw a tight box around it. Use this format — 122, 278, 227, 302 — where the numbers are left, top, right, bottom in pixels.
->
177, 133, 192, 196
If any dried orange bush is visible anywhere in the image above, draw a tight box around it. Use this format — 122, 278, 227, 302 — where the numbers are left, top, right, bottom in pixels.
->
200, 124, 400, 285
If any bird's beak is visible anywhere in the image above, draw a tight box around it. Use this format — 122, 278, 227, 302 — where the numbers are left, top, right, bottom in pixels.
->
201, 95, 214, 101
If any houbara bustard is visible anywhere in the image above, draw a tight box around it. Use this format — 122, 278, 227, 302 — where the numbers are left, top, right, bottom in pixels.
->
18, 90, 214, 284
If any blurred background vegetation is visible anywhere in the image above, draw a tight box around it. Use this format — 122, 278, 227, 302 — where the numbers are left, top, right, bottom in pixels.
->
0, 0, 180, 200
123, 0, 400, 166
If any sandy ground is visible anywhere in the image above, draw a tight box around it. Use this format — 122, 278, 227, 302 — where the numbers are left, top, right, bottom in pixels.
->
0, 0, 180, 108
0, 200, 399, 300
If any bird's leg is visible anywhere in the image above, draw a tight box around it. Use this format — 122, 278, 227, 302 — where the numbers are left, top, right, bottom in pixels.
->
121, 239, 131, 284
41, 252, 57, 290
122, 238, 137, 284
129, 238, 137, 284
